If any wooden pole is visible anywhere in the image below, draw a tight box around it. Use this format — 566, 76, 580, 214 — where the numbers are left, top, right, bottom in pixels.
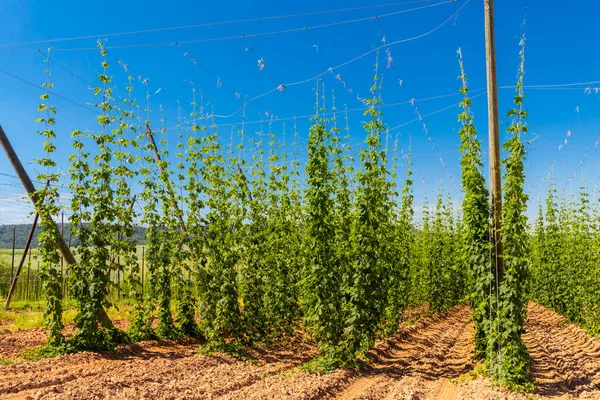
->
117, 232, 121, 301
145, 124, 186, 234
141, 246, 145, 296
65, 232, 72, 301
484, 0, 504, 280
60, 211, 64, 269
0, 125, 76, 265
26, 250, 31, 300
36, 263, 40, 300
5, 213, 39, 308
11, 227, 15, 282
0, 124, 114, 327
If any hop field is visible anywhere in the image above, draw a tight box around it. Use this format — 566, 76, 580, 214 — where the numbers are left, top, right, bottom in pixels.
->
1, 0, 600, 398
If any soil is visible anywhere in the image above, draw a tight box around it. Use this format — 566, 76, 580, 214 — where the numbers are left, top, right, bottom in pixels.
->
522, 303, 600, 399
0, 320, 129, 361
0, 303, 599, 399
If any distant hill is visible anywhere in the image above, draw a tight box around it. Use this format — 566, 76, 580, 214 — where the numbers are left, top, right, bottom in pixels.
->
0, 224, 147, 249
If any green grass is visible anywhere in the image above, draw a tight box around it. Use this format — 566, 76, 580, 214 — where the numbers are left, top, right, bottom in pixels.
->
0, 248, 41, 269
0, 299, 133, 333
0, 306, 79, 331
1, 244, 149, 308
0, 245, 147, 269
0, 308, 45, 331
20, 345, 67, 362
3, 300, 47, 311
0, 246, 149, 333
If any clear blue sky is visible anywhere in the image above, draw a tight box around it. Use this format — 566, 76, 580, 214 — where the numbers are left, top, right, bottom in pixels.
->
1, 0, 599, 224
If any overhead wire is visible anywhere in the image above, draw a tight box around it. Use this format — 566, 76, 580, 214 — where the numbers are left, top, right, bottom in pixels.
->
206, 1, 471, 121
0, 67, 100, 115
0, 1, 456, 53
375, 13, 462, 194
240, 36, 311, 115
181, 48, 270, 118
285, 1, 470, 88
165, 88, 486, 131
303, 27, 371, 109
0, 0, 441, 48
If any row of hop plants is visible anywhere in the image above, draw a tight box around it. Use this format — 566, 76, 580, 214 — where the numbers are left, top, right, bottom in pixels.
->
31, 38, 533, 390
31, 43, 466, 361
530, 178, 600, 336
456, 34, 533, 390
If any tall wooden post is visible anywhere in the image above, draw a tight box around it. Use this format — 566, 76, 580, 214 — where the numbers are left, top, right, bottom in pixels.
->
0, 124, 114, 327
60, 211, 64, 270
145, 124, 186, 234
0, 125, 75, 265
26, 250, 31, 300
5, 212, 39, 308
36, 263, 40, 300
141, 246, 145, 296
116, 232, 121, 301
11, 227, 16, 282
484, 0, 504, 280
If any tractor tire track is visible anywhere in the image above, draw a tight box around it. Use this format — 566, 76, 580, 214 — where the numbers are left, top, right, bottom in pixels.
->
523, 302, 600, 399
4, 303, 600, 399
332, 305, 474, 400
0, 335, 317, 400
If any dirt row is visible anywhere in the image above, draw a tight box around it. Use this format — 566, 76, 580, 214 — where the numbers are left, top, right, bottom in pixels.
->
0, 320, 129, 361
0, 303, 599, 399
523, 303, 600, 399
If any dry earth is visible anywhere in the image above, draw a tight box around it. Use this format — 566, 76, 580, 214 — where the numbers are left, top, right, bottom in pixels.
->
0, 303, 599, 399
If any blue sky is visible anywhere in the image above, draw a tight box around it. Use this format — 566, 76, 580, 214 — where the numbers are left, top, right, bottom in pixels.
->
1, 0, 599, 224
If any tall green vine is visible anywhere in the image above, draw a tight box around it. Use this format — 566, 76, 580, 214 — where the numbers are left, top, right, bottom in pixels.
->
494, 34, 532, 389
35, 49, 65, 348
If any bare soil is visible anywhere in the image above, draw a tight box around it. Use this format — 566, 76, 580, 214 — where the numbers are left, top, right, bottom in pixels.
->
0, 320, 129, 361
0, 303, 599, 399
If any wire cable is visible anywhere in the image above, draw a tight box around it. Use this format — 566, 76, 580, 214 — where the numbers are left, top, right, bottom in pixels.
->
0, 1, 455, 52
0, 0, 441, 48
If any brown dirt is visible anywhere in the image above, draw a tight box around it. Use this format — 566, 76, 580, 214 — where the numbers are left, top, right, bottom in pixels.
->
522, 302, 600, 399
0, 303, 599, 399
0, 326, 48, 360
0, 320, 129, 360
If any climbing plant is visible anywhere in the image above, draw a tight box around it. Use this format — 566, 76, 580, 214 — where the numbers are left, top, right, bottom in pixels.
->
302, 83, 343, 368
35, 49, 65, 348
493, 34, 532, 390
456, 47, 492, 360
69, 42, 128, 351
342, 61, 393, 359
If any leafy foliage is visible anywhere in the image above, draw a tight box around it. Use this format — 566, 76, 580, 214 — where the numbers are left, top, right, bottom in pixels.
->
35, 49, 65, 348
68, 42, 131, 351
492, 35, 532, 390
302, 84, 343, 364
530, 178, 600, 336
23, 39, 565, 397
456, 48, 492, 360
341, 64, 394, 358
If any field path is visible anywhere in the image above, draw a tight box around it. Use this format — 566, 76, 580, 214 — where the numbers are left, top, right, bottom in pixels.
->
523, 302, 600, 399
332, 305, 474, 400
2, 303, 600, 399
